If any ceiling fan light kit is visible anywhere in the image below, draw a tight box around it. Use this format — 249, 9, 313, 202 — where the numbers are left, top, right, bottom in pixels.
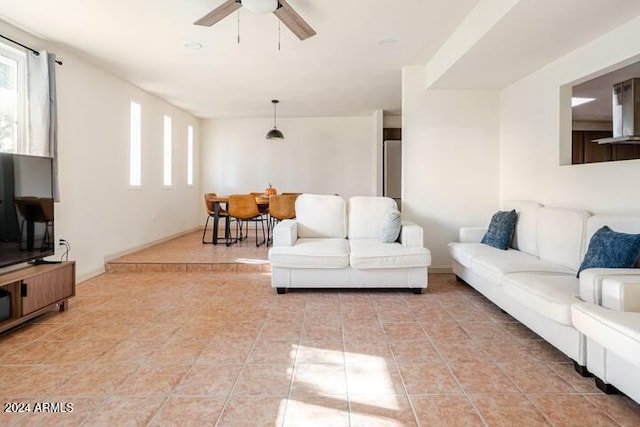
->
266, 100, 284, 140
194, 0, 316, 41
242, 0, 277, 14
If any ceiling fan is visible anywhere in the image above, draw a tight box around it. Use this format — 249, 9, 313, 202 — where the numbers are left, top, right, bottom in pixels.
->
194, 0, 316, 41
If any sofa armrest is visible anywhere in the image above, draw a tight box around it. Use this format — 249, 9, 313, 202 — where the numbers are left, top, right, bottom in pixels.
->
579, 268, 640, 304
399, 221, 423, 247
459, 227, 487, 243
273, 220, 298, 247
602, 276, 640, 312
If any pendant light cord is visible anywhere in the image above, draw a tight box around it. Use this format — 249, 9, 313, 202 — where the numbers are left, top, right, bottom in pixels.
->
237, 9, 240, 44
273, 101, 277, 128
278, 20, 281, 51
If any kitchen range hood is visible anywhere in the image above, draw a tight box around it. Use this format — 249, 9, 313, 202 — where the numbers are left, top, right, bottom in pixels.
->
595, 78, 640, 144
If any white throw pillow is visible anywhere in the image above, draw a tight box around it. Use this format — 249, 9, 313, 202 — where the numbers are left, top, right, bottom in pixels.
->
381, 209, 401, 243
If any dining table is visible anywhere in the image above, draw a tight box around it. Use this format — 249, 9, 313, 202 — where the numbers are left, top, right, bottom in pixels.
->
210, 194, 270, 245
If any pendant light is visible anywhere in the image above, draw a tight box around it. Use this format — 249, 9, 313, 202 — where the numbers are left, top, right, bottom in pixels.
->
266, 99, 284, 140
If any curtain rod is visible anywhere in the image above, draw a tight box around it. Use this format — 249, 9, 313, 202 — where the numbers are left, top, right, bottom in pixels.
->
0, 33, 63, 65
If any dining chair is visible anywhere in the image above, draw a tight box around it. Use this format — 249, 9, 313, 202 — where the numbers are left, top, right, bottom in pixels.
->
250, 192, 270, 215
202, 193, 232, 244
15, 197, 54, 251
227, 194, 267, 247
266, 194, 298, 246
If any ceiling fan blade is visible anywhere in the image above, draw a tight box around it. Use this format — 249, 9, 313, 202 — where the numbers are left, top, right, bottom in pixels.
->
194, 0, 241, 26
273, 0, 316, 40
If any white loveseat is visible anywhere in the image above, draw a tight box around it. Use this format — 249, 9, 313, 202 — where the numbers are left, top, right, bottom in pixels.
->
448, 201, 640, 390
268, 194, 431, 294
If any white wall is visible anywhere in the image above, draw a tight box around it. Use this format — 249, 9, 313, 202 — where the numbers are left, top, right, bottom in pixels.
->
500, 16, 640, 212
55, 52, 201, 279
402, 66, 500, 270
201, 116, 376, 199
0, 22, 202, 280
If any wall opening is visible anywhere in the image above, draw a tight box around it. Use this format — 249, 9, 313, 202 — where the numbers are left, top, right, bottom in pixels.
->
568, 59, 640, 165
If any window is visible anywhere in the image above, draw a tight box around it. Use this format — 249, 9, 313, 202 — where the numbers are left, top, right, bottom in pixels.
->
0, 42, 26, 153
187, 125, 194, 186
129, 101, 142, 186
163, 115, 172, 186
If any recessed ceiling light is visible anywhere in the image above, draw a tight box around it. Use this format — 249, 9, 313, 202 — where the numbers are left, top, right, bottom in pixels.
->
183, 41, 203, 50
572, 97, 595, 107
379, 38, 398, 47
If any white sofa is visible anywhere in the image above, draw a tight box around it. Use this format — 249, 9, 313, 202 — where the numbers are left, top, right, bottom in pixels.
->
448, 201, 640, 388
268, 194, 431, 294
572, 275, 640, 402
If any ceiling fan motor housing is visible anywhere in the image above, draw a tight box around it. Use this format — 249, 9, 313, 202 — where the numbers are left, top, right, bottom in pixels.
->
242, 0, 278, 14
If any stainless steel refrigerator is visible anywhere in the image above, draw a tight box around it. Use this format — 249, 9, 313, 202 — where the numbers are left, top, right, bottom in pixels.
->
383, 140, 402, 210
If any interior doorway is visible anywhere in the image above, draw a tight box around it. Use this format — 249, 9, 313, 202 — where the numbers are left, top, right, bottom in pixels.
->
383, 139, 401, 209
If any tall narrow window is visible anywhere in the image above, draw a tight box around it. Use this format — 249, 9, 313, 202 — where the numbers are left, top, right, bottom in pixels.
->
129, 101, 142, 186
0, 42, 27, 153
187, 125, 194, 186
163, 115, 172, 186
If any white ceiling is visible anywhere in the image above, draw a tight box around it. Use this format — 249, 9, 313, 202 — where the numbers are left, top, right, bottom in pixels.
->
428, 0, 640, 90
573, 61, 640, 122
1, 0, 640, 119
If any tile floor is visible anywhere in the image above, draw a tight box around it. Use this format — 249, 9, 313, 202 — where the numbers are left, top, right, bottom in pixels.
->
1, 234, 639, 426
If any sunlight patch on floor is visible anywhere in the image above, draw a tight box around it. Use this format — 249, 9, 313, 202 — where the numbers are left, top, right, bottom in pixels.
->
283, 399, 349, 426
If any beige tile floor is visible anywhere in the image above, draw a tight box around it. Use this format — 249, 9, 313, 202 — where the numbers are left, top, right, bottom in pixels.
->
1, 233, 639, 426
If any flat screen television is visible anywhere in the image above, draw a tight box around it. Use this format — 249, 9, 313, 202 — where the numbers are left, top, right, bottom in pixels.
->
0, 153, 54, 269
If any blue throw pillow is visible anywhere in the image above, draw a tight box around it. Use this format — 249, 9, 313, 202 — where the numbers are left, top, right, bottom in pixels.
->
481, 210, 517, 250
381, 208, 402, 243
577, 226, 640, 277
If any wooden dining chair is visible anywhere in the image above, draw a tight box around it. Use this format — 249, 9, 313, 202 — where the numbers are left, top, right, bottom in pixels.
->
202, 193, 232, 244
266, 194, 298, 245
227, 194, 267, 247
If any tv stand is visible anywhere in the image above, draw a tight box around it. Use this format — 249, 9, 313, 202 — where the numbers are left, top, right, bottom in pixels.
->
0, 261, 75, 334
30, 258, 62, 265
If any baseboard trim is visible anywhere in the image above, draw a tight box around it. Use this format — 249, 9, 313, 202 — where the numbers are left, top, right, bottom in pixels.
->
77, 267, 107, 284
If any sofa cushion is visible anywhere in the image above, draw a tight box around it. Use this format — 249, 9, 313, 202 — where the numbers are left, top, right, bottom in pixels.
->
349, 239, 431, 269
503, 200, 542, 257
448, 242, 507, 268
295, 194, 347, 239
572, 302, 640, 369
536, 207, 591, 272
577, 226, 640, 277
471, 251, 573, 285
481, 210, 517, 250
348, 196, 397, 239
503, 273, 579, 325
268, 238, 349, 268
